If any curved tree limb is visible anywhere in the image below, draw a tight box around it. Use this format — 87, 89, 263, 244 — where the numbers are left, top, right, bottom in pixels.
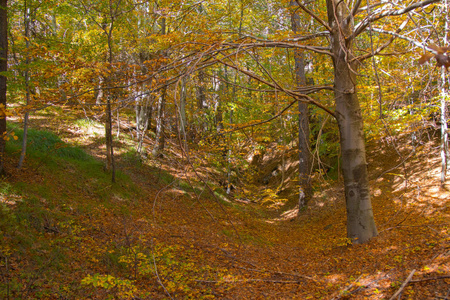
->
216, 57, 336, 118
354, 18, 409, 62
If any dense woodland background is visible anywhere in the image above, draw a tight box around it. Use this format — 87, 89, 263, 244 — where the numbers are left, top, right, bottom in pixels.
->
0, 0, 449, 299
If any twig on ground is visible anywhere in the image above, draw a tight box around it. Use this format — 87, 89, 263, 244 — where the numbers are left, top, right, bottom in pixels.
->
150, 237, 174, 300
331, 275, 362, 300
334, 274, 389, 300
199, 244, 257, 268
388, 269, 416, 300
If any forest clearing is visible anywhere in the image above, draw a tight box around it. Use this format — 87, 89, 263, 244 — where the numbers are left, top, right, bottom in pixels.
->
0, 0, 449, 299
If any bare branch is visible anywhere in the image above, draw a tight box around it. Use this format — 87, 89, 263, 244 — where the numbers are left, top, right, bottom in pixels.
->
350, 0, 364, 16
216, 58, 336, 117
353, 0, 440, 38
242, 32, 330, 43
294, 0, 332, 32
354, 18, 409, 62
368, 27, 445, 54
223, 41, 332, 56
388, 270, 416, 300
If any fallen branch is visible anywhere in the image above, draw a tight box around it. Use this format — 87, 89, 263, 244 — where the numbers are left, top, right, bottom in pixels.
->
196, 278, 302, 284
332, 274, 388, 300
389, 269, 416, 300
331, 275, 362, 300
410, 275, 450, 283
233, 265, 317, 282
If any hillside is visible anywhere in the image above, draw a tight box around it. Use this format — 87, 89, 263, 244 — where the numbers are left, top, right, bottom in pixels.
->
0, 108, 448, 299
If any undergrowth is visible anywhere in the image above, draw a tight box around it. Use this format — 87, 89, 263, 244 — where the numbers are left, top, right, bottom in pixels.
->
0, 119, 448, 299
0, 126, 224, 299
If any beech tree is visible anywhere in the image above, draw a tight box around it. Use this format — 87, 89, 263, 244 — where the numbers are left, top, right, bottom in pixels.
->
291, 0, 312, 209
209, 0, 441, 243
315, 0, 439, 243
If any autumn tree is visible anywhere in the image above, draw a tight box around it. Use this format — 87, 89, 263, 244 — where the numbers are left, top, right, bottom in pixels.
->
74, 0, 135, 182
416, 3, 450, 185
204, 0, 441, 243
307, 0, 439, 243
291, 0, 311, 209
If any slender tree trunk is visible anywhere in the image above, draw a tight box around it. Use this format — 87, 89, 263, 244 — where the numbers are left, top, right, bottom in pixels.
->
105, 30, 115, 182
178, 75, 189, 154
440, 69, 449, 185
152, 14, 167, 157
440, 83, 448, 185
135, 52, 153, 156
0, 0, 7, 175
440, 0, 449, 185
136, 96, 150, 155
327, 0, 377, 243
18, 1, 31, 169
96, 76, 103, 105
152, 87, 166, 157
179, 75, 187, 142
197, 71, 206, 109
226, 68, 237, 194
196, 70, 207, 132
291, 0, 312, 209
212, 71, 223, 133
105, 101, 115, 184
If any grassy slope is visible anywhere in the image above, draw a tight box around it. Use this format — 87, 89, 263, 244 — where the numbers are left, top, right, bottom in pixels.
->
0, 109, 449, 299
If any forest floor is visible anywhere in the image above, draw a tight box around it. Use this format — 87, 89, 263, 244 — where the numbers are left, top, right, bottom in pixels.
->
0, 107, 449, 299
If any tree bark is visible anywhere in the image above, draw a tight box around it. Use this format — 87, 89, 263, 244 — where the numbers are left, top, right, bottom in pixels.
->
179, 75, 187, 139
213, 71, 223, 133
291, 0, 312, 209
0, 0, 7, 175
152, 87, 166, 157
326, 0, 377, 243
18, 1, 30, 169
136, 96, 151, 155
196, 70, 208, 133
105, 95, 115, 182
440, 0, 449, 185
104, 3, 116, 183
104, 39, 115, 182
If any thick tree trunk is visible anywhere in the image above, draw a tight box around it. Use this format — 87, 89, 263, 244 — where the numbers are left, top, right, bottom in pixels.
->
0, 0, 7, 175
291, 1, 312, 208
327, 0, 377, 243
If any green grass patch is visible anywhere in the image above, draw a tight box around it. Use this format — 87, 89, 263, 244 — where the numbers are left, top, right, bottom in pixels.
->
7, 125, 94, 162
74, 118, 102, 128
121, 149, 144, 168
